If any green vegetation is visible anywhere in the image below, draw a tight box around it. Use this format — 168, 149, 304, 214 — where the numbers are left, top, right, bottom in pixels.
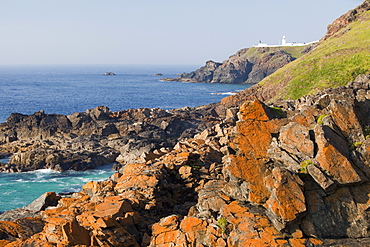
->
184, 159, 202, 170
259, 11, 370, 101
317, 114, 329, 125
217, 217, 228, 233
365, 126, 370, 139
269, 106, 285, 117
281, 46, 309, 59
299, 159, 315, 174
350, 142, 363, 151
243, 46, 308, 60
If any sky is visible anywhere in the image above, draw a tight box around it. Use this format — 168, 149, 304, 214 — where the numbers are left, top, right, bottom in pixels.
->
0, 0, 363, 65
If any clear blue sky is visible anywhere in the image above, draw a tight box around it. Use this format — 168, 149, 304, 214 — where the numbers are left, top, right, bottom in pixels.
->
0, 0, 362, 65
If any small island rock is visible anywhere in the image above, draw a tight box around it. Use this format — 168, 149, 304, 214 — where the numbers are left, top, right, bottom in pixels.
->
103, 72, 115, 76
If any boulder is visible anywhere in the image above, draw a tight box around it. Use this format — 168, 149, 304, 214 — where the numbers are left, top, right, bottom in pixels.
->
86, 105, 111, 120
302, 184, 370, 238
224, 101, 279, 204
314, 125, 366, 185
279, 122, 314, 159
24, 192, 61, 212
0, 217, 44, 241
265, 168, 306, 230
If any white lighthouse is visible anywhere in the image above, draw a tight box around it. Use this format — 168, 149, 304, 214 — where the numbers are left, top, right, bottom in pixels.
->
282, 36, 287, 46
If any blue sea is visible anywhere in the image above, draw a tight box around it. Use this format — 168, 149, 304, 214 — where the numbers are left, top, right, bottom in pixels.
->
0, 64, 250, 212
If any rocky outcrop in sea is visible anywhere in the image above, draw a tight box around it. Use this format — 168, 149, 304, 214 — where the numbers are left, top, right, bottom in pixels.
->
1, 74, 370, 246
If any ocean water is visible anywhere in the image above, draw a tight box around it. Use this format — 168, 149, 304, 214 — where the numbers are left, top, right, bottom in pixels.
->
0, 64, 249, 123
0, 64, 250, 212
0, 160, 115, 212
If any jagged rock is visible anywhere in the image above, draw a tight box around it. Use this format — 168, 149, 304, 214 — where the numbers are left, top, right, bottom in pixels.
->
86, 105, 111, 120
0, 105, 222, 171
302, 184, 370, 239
82, 180, 116, 200
323, 0, 370, 40
314, 125, 366, 185
265, 168, 306, 230
0, 217, 44, 242
224, 100, 279, 204
0, 209, 40, 222
267, 138, 300, 172
6, 147, 119, 172
327, 97, 365, 143
211, 59, 252, 84
175, 60, 222, 83
196, 180, 229, 214
307, 164, 336, 191
61, 219, 91, 246
279, 122, 314, 159
24, 192, 61, 212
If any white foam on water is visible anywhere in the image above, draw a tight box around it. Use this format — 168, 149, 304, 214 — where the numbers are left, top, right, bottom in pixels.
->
211, 92, 237, 95
31, 169, 60, 174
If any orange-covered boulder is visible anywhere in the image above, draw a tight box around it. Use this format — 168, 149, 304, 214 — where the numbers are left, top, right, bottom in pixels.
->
279, 122, 314, 159
265, 168, 306, 230
314, 125, 366, 185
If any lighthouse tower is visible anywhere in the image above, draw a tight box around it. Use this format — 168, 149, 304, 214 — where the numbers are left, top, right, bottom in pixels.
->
282, 36, 287, 46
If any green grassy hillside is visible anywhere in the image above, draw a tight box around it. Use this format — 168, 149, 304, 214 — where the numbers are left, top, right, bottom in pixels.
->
258, 10, 370, 101
240, 45, 308, 60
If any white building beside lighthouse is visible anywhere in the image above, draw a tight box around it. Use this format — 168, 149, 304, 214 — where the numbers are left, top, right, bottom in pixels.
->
255, 36, 318, 47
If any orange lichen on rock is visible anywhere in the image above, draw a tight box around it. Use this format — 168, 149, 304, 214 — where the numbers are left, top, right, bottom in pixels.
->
265, 168, 306, 227
314, 125, 365, 184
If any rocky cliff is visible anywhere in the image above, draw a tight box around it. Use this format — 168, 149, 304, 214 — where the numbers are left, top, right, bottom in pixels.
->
162, 45, 311, 84
1, 74, 370, 246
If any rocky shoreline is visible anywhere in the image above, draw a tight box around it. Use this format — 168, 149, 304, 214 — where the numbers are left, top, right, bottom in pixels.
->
0, 103, 227, 173
0, 74, 370, 246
